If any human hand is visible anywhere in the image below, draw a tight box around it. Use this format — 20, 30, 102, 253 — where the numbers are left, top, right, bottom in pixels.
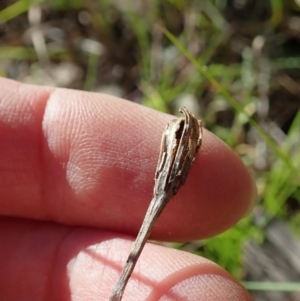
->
0, 77, 256, 300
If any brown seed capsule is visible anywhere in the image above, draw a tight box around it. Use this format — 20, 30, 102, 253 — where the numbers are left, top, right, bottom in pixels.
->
109, 107, 203, 301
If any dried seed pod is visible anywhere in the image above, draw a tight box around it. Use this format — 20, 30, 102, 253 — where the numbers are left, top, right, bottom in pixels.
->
109, 107, 203, 301
154, 107, 202, 196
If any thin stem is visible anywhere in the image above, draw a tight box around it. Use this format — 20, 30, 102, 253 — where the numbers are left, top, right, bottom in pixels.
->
109, 193, 170, 301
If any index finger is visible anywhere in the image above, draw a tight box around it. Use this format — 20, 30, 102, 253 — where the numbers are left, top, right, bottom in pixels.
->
0, 78, 256, 241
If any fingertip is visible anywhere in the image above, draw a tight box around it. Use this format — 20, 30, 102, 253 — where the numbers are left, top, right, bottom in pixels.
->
78, 235, 254, 301
0, 79, 256, 240
156, 130, 256, 240
0, 216, 254, 301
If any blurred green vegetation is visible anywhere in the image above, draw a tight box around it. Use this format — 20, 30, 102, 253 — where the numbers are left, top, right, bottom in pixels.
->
1, 0, 300, 294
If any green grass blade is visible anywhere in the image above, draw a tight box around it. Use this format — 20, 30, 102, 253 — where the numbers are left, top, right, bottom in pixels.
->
161, 26, 296, 173
242, 281, 300, 292
0, 47, 36, 59
0, 0, 45, 24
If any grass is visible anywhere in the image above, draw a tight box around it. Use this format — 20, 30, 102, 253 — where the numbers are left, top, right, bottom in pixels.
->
1, 0, 300, 295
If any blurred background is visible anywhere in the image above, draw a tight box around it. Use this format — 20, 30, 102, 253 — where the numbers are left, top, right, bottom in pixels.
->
1, 0, 300, 300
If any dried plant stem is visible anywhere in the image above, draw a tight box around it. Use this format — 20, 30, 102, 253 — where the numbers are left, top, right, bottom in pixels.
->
109, 194, 169, 301
109, 108, 203, 301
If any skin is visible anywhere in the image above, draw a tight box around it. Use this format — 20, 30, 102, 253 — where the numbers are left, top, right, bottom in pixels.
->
0, 77, 256, 301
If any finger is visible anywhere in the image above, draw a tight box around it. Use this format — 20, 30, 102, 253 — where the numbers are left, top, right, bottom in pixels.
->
0, 217, 254, 301
0, 78, 256, 240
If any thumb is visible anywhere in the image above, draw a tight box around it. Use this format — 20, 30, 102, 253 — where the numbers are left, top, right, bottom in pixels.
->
0, 217, 254, 301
